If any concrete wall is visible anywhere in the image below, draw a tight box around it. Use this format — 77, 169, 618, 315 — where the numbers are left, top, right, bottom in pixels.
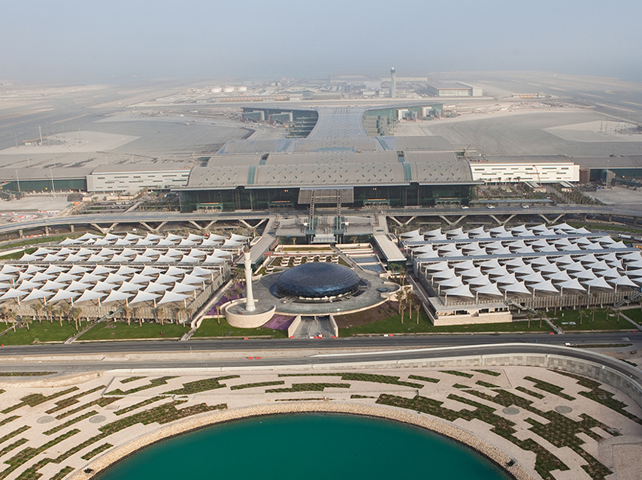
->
329, 314, 339, 337
287, 315, 302, 337
225, 300, 275, 328
433, 310, 513, 326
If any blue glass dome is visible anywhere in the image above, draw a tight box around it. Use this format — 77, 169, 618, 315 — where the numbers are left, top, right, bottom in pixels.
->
277, 263, 360, 298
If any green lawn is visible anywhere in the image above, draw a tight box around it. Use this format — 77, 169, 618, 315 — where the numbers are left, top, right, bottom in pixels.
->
0, 321, 78, 345
616, 308, 642, 325
193, 318, 287, 338
339, 311, 552, 336
0, 233, 84, 249
549, 308, 636, 331
0, 247, 36, 261
78, 321, 190, 341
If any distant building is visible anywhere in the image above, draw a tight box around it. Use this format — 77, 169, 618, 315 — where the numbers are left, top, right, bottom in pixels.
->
426, 82, 482, 97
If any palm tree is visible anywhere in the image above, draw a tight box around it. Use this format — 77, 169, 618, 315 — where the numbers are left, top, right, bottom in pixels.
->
155, 307, 165, 326
526, 312, 533, 329
579, 309, 585, 326
44, 304, 55, 324
133, 307, 143, 327
538, 311, 545, 329
6, 310, 16, 333
69, 307, 82, 331
121, 305, 132, 326
31, 303, 43, 323
0, 306, 6, 326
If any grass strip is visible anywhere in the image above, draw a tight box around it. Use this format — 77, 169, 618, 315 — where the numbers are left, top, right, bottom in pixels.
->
0, 416, 19, 428
408, 375, 440, 384
44, 411, 98, 436
473, 369, 501, 377
440, 370, 474, 379
81, 443, 112, 460
164, 376, 239, 395
51, 467, 74, 480
120, 376, 146, 384
525, 376, 575, 400
2, 387, 78, 414
0, 426, 30, 446
46, 386, 104, 414
113, 397, 165, 416
0, 439, 28, 458
0, 372, 56, 377
55, 397, 119, 420
106, 376, 177, 396
516, 386, 545, 399
231, 381, 285, 390
476, 380, 500, 388
266, 383, 350, 393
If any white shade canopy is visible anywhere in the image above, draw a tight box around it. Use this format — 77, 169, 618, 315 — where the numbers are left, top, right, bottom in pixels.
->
157, 291, 189, 305
75, 290, 106, 304
435, 277, 465, 288
91, 281, 118, 292
0, 288, 28, 301
129, 291, 160, 305
585, 277, 613, 290
49, 290, 80, 303
171, 283, 199, 294
522, 272, 546, 284
140, 266, 164, 276
558, 279, 586, 291
117, 282, 143, 293
132, 255, 153, 263
180, 274, 206, 285
40, 280, 67, 292
501, 282, 531, 295
444, 285, 474, 298
466, 275, 492, 286
495, 273, 518, 285
66, 281, 92, 292
607, 276, 638, 288
144, 282, 171, 293
531, 280, 558, 293
156, 274, 178, 285
103, 290, 133, 304
115, 266, 138, 276
570, 269, 598, 280
21, 289, 55, 303
471, 283, 503, 296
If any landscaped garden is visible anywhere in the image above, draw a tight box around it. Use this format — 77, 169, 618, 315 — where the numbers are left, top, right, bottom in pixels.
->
335, 302, 552, 336
0, 322, 78, 345
548, 308, 636, 331
78, 322, 190, 341
193, 318, 287, 338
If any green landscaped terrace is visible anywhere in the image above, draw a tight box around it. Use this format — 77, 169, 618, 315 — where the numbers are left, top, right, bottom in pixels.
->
78, 321, 190, 341
0, 321, 79, 345
337, 310, 552, 336
548, 308, 637, 331
193, 318, 287, 338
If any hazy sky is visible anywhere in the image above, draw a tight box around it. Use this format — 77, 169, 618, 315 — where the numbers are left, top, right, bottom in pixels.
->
2, 0, 641, 82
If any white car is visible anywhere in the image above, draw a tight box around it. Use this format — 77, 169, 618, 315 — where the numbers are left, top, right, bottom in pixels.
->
487, 205, 496, 209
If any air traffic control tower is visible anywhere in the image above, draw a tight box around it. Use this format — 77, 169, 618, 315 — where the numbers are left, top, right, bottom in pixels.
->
390, 67, 396, 98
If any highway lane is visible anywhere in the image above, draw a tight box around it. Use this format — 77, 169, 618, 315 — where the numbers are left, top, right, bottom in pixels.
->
0, 331, 638, 357
0, 343, 639, 390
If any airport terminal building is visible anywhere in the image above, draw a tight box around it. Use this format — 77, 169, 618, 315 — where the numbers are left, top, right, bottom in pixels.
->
2, 104, 637, 209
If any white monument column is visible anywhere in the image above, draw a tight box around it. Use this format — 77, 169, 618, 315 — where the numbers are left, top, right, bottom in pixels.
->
244, 245, 256, 312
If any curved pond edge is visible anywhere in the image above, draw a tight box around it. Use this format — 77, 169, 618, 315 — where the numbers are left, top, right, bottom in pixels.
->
71, 402, 534, 480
